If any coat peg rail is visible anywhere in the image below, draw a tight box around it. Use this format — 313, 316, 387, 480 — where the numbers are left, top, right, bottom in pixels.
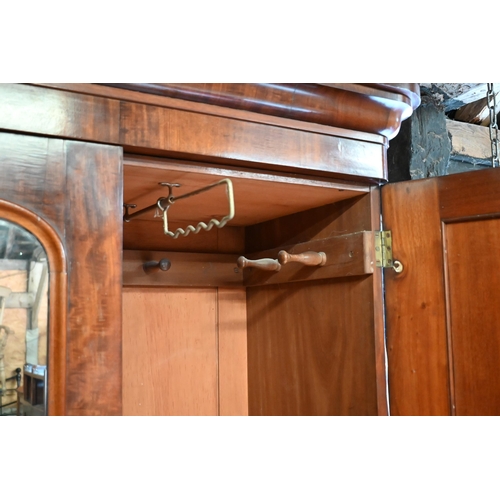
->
122, 231, 373, 288
238, 231, 373, 286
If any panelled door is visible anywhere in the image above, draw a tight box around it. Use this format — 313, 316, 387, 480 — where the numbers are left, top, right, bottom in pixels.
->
382, 167, 500, 416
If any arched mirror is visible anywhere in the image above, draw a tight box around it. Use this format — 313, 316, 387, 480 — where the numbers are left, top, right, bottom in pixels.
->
0, 219, 49, 416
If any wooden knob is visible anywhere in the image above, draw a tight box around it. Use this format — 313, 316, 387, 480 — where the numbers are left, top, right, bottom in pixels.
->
277, 250, 326, 266
237, 256, 281, 272
143, 258, 172, 275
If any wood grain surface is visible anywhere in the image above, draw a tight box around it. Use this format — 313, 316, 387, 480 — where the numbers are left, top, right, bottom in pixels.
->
240, 231, 373, 287
218, 288, 248, 416
382, 180, 451, 416
63, 141, 123, 415
445, 218, 500, 415
246, 191, 380, 415
247, 277, 378, 415
122, 156, 368, 253
0, 84, 119, 143
119, 101, 386, 180
0, 133, 123, 415
246, 193, 373, 252
0, 84, 390, 181
31, 83, 391, 144
0, 133, 66, 234
101, 83, 417, 139
123, 159, 367, 226
383, 167, 500, 416
123, 250, 243, 287
122, 288, 219, 416
0, 83, 414, 417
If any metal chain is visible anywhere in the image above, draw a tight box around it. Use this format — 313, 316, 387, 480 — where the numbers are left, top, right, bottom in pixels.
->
487, 83, 499, 168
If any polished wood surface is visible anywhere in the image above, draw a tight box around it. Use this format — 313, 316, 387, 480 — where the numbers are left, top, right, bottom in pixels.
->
439, 167, 500, 219
0, 84, 390, 181
102, 83, 419, 139
277, 250, 326, 266
122, 288, 218, 416
120, 100, 386, 180
0, 133, 66, 232
123, 156, 368, 232
247, 277, 378, 415
217, 288, 248, 416
34, 83, 388, 145
0, 83, 119, 143
122, 286, 249, 416
445, 218, 500, 415
0, 82, 421, 417
123, 219, 245, 253
383, 167, 500, 415
382, 180, 451, 415
123, 250, 243, 287
122, 155, 370, 253
246, 193, 372, 252
0, 132, 123, 415
241, 231, 373, 287
64, 141, 123, 415
237, 256, 281, 272
0, 200, 67, 416
246, 192, 380, 415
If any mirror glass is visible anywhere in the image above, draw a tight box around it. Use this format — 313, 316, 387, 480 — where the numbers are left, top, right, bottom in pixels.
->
0, 219, 49, 416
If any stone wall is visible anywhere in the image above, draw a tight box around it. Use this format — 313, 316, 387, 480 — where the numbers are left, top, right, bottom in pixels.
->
388, 94, 491, 182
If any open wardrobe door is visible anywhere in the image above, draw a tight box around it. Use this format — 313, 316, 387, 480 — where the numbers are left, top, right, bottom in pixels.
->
382, 167, 500, 416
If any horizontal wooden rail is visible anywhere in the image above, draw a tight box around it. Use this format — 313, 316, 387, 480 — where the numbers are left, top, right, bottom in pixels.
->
241, 231, 374, 287
123, 250, 243, 287
123, 231, 374, 288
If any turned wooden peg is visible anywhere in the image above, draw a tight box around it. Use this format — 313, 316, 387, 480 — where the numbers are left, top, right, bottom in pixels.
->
237, 256, 281, 272
143, 258, 172, 275
277, 250, 327, 266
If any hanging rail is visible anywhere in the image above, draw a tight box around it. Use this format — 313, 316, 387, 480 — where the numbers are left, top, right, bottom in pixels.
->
123, 179, 235, 239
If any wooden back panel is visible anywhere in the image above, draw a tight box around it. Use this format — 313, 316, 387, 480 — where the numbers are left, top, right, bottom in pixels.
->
246, 192, 384, 415
122, 287, 248, 416
123, 288, 219, 416
247, 277, 378, 415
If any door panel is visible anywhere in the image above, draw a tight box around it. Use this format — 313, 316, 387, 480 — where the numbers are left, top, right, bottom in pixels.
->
382, 180, 451, 416
0, 132, 123, 416
383, 167, 500, 416
445, 218, 500, 415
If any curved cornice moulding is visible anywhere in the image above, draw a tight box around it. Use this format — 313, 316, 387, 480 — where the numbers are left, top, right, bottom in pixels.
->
101, 83, 421, 141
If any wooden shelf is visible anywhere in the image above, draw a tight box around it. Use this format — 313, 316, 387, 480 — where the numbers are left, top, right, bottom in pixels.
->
123, 156, 369, 227
123, 156, 371, 254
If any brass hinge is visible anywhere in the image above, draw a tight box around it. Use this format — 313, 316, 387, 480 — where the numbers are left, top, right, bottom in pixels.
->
374, 230, 393, 268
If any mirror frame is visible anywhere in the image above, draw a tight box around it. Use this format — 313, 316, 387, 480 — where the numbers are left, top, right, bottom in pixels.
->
0, 199, 67, 415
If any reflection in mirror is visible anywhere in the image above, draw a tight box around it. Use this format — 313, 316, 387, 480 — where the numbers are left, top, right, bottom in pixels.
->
0, 219, 48, 416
